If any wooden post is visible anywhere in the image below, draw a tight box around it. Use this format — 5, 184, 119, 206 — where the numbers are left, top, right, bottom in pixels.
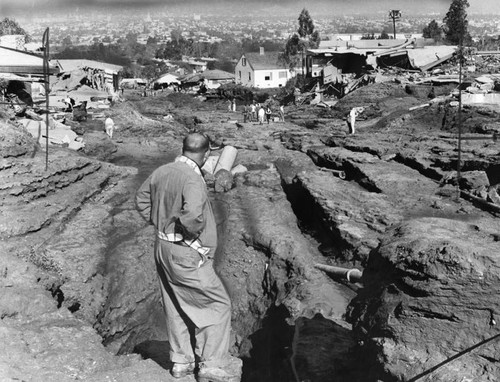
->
456, 38, 463, 200
42, 27, 50, 171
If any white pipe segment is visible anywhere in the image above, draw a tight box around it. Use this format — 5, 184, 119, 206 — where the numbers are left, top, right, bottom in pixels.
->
315, 263, 363, 283
214, 146, 238, 174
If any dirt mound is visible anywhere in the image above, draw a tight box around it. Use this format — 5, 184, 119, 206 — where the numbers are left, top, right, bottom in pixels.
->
334, 82, 409, 115
0, 118, 37, 158
374, 100, 500, 135
372, 102, 445, 133
109, 101, 160, 127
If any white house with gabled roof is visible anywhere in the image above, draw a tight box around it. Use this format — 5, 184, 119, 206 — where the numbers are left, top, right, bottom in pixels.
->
234, 48, 294, 88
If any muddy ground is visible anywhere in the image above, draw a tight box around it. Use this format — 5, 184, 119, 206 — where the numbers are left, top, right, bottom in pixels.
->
1, 81, 500, 382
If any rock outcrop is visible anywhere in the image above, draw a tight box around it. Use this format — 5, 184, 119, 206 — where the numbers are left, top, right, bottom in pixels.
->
0, 116, 169, 381
348, 217, 500, 381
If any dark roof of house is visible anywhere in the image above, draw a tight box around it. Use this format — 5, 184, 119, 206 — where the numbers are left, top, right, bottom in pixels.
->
56, 59, 122, 73
243, 52, 286, 70
202, 69, 234, 80
181, 69, 234, 83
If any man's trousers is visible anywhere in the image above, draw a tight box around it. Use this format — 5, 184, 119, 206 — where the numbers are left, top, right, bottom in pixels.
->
155, 239, 231, 366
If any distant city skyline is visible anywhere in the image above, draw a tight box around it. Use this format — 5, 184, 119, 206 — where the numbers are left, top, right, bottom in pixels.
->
3, 0, 500, 17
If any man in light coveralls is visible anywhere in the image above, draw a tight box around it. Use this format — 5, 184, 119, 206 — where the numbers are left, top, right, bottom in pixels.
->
136, 133, 241, 381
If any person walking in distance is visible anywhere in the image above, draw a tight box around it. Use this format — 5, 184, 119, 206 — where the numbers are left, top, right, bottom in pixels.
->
104, 116, 115, 139
250, 102, 256, 122
265, 106, 272, 124
258, 105, 265, 125
279, 104, 285, 122
243, 104, 248, 123
347, 106, 364, 135
136, 133, 241, 381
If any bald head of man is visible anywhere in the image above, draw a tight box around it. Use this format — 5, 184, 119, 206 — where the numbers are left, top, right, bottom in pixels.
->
182, 133, 210, 166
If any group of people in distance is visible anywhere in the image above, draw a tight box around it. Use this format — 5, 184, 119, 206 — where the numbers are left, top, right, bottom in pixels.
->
241, 102, 285, 124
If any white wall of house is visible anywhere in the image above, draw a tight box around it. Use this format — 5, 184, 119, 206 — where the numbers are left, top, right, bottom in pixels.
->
235, 57, 253, 87
235, 56, 292, 88
253, 69, 290, 88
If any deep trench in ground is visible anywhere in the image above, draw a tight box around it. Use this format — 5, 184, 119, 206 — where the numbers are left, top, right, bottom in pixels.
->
94, 150, 358, 381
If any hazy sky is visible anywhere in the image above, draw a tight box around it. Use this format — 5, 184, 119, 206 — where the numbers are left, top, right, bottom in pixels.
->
2, 0, 500, 16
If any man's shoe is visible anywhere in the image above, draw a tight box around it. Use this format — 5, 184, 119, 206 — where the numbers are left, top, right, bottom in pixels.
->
171, 362, 195, 378
197, 357, 242, 382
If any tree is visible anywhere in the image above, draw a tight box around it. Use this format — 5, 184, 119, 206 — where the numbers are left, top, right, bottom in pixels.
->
61, 36, 72, 49
423, 20, 443, 41
146, 36, 158, 45
170, 29, 183, 45
297, 8, 320, 49
298, 9, 315, 39
281, 8, 321, 71
0, 17, 31, 42
443, 0, 471, 45
379, 29, 390, 40
126, 32, 137, 44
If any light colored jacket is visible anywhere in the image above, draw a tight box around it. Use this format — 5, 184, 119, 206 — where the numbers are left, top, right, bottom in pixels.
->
136, 157, 217, 251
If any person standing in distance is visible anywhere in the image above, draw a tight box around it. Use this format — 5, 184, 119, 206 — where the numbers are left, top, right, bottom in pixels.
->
135, 133, 241, 381
104, 116, 115, 139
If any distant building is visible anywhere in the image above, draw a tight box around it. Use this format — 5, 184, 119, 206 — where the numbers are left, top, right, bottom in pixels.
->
200, 69, 234, 88
180, 69, 234, 89
321, 33, 424, 45
55, 59, 123, 93
234, 48, 293, 88
0, 45, 59, 102
306, 39, 457, 88
0, 45, 58, 78
182, 56, 208, 72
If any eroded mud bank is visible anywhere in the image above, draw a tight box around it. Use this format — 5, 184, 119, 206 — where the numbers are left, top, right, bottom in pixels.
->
3, 84, 500, 381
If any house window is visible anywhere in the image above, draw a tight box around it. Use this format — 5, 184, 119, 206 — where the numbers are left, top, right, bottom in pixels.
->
264, 73, 272, 81
239, 71, 241, 79
279, 71, 287, 79
242, 57, 246, 66
249, 73, 251, 81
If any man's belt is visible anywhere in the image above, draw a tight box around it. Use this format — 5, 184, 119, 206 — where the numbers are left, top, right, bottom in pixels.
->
157, 231, 210, 257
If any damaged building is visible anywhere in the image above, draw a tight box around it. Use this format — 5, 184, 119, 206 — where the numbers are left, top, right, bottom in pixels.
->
306, 38, 457, 97
0, 44, 59, 105
54, 59, 123, 94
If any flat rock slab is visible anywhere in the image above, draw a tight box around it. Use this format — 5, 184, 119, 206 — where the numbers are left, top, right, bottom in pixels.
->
308, 146, 441, 204
296, 170, 401, 262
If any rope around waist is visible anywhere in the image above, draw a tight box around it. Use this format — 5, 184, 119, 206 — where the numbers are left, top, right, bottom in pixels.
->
157, 231, 210, 257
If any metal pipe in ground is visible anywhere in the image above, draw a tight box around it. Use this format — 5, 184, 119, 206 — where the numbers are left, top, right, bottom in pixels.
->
318, 167, 346, 180
315, 263, 363, 283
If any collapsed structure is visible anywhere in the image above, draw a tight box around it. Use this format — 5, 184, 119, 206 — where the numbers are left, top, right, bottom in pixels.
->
305, 38, 457, 97
0, 44, 59, 104
54, 59, 123, 94
0, 37, 125, 152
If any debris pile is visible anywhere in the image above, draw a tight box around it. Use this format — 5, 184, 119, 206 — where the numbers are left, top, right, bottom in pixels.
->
298, 39, 500, 114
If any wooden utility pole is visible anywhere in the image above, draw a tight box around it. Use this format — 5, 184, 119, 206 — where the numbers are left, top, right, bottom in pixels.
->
457, 38, 463, 200
42, 27, 50, 171
389, 10, 401, 39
